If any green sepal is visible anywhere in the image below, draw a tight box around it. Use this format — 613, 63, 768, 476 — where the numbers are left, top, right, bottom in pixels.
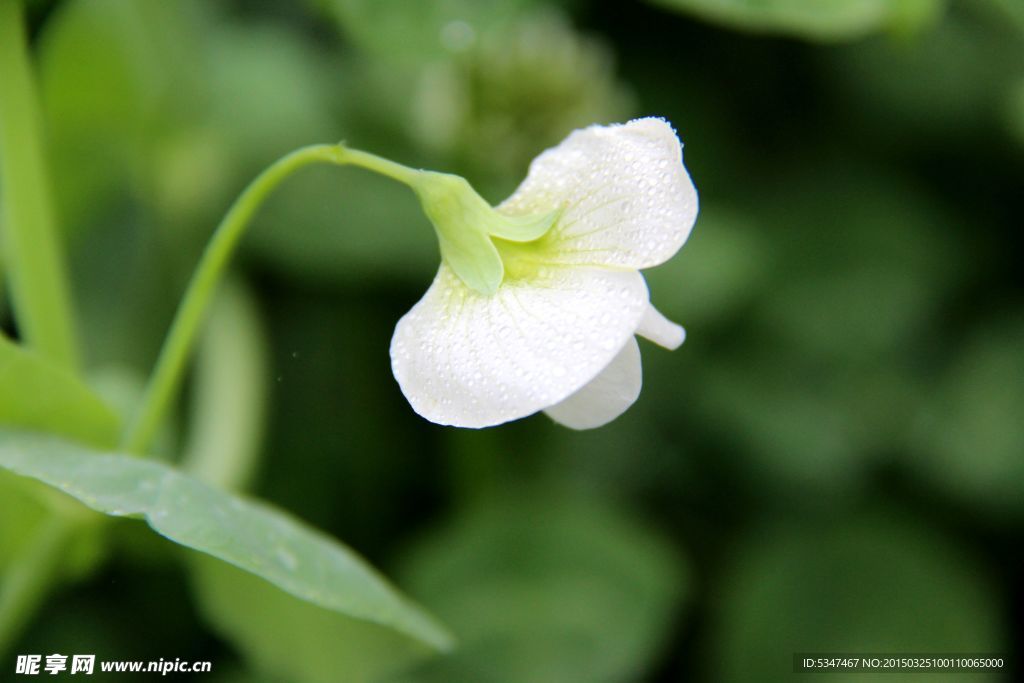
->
411, 171, 558, 295
413, 172, 504, 295
487, 207, 562, 242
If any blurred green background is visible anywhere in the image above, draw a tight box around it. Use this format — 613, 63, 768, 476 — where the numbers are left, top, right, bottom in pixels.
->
3, 0, 1022, 680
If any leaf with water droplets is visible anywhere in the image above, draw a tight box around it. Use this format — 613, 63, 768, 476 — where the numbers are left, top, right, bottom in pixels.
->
0, 430, 454, 651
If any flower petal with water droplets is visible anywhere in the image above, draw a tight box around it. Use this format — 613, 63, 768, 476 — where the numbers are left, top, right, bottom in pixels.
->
390, 264, 648, 428
636, 303, 686, 350
498, 117, 698, 270
543, 337, 642, 430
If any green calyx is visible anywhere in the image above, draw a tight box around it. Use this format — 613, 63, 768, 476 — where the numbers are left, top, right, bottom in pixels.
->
410, 171, 559, 295
297, 145, 559, 295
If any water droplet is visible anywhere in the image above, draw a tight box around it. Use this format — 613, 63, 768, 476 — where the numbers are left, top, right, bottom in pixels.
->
276, 547, 298, 570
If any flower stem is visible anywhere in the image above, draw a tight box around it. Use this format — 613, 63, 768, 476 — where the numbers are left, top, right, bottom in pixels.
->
122, 145, 338, 452
121, 144, 426, 454
335, 147, 424, 186
0, 0, 79, 371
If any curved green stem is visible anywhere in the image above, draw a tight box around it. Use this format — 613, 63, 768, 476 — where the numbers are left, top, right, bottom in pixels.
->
120, 145, 337, 453
121, 144, 425, 454
0, 0, 79, 371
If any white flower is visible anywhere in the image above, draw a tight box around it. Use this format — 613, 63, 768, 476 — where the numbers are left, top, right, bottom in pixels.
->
390, 117, 698, 429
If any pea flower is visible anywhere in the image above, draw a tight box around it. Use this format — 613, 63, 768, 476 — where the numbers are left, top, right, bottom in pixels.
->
390, 117, 698, 429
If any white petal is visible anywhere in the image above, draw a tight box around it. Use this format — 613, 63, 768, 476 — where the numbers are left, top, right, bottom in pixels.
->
636, 303, 685, 350
543, 337, 642, 430
390, 264, 648, 428
498, 117, 699, 269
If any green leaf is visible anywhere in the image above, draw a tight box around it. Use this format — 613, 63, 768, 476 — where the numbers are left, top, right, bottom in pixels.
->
648, 0, 943, 41
0, 335, 119, 448
0, 431, 454, 652
180, 283, 432, 682
320, 0, 543, 62
827, 13, 1024, 143
0, 0, 80, 370
191, 557, 433, 683
909, 316, 1024, 518
707, 511, 1003, 682
395, 490, 686, 683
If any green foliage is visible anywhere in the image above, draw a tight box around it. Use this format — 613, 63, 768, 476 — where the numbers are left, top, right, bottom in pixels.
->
192, 557, 432, 683
202, 22, 338, 174
0, 0, 79, 369
708, 511, 1003, 681
910, 317, 1024, 518
0, 432, 453, 651
669, 164, 970, 494
752, 166, 963, 361
0, 335, 118, 448
38, 0, 205, 228
825, 11, 1024, 142
647, 0, 944, 41
321, 0, 544, 62
395, 491, 686, 683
